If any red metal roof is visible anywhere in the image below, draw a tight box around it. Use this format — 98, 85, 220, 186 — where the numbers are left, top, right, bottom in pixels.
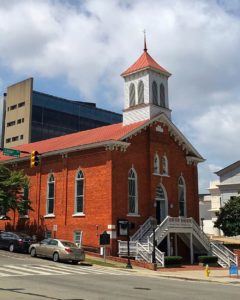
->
121, 50, 171, 77
0, 120, 146, 162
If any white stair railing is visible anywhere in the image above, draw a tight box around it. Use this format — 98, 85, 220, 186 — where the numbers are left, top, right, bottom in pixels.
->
148, 241, 165, 267
118, 240, 165, 267
191, 218, 210, 251
130, 217, 153, 241
118, 241, 137, 257
119, 216, 238, 269
210, 241, 237, 267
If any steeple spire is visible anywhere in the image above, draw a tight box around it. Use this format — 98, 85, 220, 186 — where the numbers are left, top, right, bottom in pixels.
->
143, 29, 147, 52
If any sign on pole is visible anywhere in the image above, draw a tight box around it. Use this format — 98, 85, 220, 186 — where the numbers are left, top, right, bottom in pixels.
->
53, 225, 58, 232
3, 148, 20, 158
229, 265, 239, 277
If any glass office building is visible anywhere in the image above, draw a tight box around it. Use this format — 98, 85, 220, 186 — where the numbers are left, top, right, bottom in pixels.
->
2, 78, 122, 147
31, 91, 122, 142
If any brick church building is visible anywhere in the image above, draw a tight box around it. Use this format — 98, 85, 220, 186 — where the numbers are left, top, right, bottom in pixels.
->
0, 43, 204, 257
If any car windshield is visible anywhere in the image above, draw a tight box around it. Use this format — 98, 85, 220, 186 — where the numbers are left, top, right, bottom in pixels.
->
40, 239, 51, 245
61, 241, 78, 248
16, 233, 31, 238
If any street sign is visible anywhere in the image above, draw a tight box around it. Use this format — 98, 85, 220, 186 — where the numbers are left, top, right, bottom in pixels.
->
3, 148, 20, 157
99, 231, 110, 245
53, 225, 58, 232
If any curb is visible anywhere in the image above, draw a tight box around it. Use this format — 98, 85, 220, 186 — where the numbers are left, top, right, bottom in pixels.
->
156, 274, 240, 285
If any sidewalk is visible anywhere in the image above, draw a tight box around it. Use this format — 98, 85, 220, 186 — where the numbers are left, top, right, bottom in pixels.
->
156, 269, 240, 284
85, 254, 240, 285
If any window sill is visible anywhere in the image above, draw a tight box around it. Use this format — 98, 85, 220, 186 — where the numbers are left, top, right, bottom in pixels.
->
19, 215, 29, 219
127, 214, 141, 217
153, 173, 170, 177
44, 214, 55, 218
72, 213, 85, 217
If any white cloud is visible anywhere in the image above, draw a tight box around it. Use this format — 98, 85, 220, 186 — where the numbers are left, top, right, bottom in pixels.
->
0, 0, 240, 191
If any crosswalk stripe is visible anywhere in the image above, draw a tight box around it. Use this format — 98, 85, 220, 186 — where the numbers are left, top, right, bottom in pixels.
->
36, 264, 87, 274
0, 264, 131, 277
50, 264, 129, 276
0, 266, 33, 276
23, 265, 71, 274
45, 264, 112, 275
2, 265, 52, 275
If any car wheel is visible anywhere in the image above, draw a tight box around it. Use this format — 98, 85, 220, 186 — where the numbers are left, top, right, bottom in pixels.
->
53, 252, 59, 262
9, 244, 15, 252
30, 248, 37, 257
72, 260, 79, 265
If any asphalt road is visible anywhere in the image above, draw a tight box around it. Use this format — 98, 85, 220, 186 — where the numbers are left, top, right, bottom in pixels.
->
0, 250, 239, 300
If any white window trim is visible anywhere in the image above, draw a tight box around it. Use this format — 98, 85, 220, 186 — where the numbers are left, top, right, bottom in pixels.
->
178, 176, 187, 217
154, 153, 160, 174
44, 213, 55, 218
128, 168, 138, 215
72, 213, 85, 217
74, 231, 83, 247
74, 170, 85, 214
127, 213, 141, 217
155, 183, 168, 217
162, 155, 169, 176
19, 215, 29, 219
46, 174, 55, 215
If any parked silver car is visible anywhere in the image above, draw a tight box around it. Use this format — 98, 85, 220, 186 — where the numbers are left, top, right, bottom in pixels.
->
29, 238, 85, 264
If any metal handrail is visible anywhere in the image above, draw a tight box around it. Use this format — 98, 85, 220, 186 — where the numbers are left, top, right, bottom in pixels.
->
211, 242, 237, 266
131, 217, 153, 241
148, 241, 165, 266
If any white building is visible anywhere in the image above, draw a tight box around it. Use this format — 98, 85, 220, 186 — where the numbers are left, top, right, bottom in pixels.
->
200, 161, 240, 236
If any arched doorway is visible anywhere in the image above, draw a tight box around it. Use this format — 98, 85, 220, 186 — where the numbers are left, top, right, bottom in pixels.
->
155, 185, 168, 224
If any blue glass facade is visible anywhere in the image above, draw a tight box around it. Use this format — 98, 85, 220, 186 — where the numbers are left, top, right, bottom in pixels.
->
31, 91, 122, 142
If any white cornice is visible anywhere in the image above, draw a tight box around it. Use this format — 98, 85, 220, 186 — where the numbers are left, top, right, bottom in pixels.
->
0, 140, 130, 165
120, 113, 205, 162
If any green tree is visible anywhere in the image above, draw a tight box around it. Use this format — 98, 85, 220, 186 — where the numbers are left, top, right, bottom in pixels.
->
214, 195, 240, 236
0, 164, 32, 218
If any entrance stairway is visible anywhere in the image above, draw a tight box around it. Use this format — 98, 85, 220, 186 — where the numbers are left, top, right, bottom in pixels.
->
118, 216, 238, 268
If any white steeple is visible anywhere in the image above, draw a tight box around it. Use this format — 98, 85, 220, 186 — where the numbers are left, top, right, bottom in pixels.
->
121, 39, 172, 125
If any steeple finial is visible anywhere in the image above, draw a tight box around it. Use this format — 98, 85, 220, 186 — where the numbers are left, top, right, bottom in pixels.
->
143, 29, 147, 52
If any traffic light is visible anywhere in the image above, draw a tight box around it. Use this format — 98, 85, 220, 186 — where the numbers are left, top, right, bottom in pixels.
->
30, 150, 40, 167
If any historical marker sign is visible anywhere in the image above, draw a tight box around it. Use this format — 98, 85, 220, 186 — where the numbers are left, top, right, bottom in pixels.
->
99, 231, 110, 245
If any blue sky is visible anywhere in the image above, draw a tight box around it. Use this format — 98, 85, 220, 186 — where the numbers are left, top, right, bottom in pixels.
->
1, 0, 240, 193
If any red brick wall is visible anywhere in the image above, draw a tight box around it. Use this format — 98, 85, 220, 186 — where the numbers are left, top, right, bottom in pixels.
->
111, 122, 199, 251
234, 249, 240, 266
0, 148, 113, 252
0, 121, 200, 257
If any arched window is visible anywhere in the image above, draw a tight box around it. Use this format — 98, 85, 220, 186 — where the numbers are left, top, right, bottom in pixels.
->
138, 80, 144, 104
155, 184, 168, 223
75, 170, 84, 214
128, 168, 138, 214
178, 176, 186, 217
47, 174, 55, 215
129, 83, 136, 107
162, 155, 168, 175
160, 83, 165, 107
152, 81, 158, 105
154, 154, 160, 174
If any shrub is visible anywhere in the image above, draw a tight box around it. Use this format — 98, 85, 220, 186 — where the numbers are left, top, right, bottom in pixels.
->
164, 256, 183, 266
198, 256, 218, 264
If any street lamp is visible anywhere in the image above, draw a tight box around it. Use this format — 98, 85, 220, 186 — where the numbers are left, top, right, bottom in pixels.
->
201, 217, 204, 231
150, 217, 158, 264
126, 221, 133, 269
